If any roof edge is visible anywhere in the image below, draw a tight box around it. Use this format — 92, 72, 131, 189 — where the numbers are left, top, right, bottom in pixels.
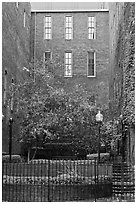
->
31, 9, 109, 13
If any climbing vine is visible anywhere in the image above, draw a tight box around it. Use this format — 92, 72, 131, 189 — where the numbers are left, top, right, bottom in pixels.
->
110, 3, 135, 128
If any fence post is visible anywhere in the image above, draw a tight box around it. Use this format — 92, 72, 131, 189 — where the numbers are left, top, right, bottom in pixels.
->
48, 159, 51, 202
94, 160, 97, 202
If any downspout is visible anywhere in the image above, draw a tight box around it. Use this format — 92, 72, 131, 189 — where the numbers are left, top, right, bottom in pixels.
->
34, 12, 36, 82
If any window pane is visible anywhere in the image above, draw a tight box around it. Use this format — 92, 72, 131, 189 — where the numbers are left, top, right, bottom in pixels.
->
88, 52, 95, 76
66, 65, 72, 76
66, 33, 70, 39
45, 52, 51, 61
66, 22, 71, 28
44, 16, 51, 39
88, 17, 95, 39
65, 53, 72, 76
66, 16, 72, 23
65, 53, 69, 58
45, 22, 51, 27
89, 28, 95, 39
66, 16, 72, 39
68, 33, 71, 39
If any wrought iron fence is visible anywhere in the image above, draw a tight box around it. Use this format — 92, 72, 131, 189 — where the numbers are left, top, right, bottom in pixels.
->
2, 159, 112, 202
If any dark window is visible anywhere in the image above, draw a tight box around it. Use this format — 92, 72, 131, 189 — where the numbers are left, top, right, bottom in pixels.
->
88, 52, 95, 77
44, 52, 51, 62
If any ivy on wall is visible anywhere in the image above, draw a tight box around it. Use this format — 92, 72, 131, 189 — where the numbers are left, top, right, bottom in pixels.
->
110, 3, 135, 127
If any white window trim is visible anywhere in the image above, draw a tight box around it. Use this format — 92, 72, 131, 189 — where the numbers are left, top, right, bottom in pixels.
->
87, 51, 96, 77
65, 16, 73, 40
64, 52, 73, 77
88, 16, 96, 40
44, 16, 52, 40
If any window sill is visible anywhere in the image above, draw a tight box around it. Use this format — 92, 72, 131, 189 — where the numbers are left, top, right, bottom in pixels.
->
87, 75, 96, 78
64, 75, 73, 78
65, 39, 73, 41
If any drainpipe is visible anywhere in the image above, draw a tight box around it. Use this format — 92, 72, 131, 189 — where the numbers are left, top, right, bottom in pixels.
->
34, 12, 36, 82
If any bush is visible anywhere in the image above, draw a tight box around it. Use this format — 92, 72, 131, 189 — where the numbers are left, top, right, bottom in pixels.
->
2, 155, 22, 163
87, 153, 110, 163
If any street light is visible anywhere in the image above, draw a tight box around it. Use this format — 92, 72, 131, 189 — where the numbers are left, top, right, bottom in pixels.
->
2, 114, 4, 121
9, 117, 13, 161
96, 110, 103, 163
9, 78, 14, 162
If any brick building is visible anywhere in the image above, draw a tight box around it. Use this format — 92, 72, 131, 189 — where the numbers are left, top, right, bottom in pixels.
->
30, 2, 109, 107
2, 2, 31, 154
109, 2, 135, 164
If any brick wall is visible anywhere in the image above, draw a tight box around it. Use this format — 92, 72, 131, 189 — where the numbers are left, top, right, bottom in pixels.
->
109, 2, 135, 164
2, 2, 31, 154
31, 11, 109, 106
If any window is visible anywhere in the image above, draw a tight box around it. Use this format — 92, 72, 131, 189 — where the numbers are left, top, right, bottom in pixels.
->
65, 16, 73, 40
88, 16, 96, 39
44, 16, 52, 39
24, 10, 26, 27
44, 51, 51, 62
65, 52, 72, 77
87, 51, 96, 77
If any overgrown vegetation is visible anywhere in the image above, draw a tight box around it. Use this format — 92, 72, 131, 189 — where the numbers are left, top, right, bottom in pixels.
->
9, 57, 113, 158
110, 3, 135, 126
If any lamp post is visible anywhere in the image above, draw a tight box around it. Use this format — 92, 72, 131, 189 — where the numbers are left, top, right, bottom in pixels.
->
9, 117, 13, 161
2, 114, 4, 121
96, 110, 103, 163
9, 78, 14, 161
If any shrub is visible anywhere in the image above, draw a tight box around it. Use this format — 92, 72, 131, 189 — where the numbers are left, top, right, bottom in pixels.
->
87, 153, 110, 162
2, 155, 22, 163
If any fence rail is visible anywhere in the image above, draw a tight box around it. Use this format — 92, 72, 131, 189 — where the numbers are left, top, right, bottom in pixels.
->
2, 159, 112, 202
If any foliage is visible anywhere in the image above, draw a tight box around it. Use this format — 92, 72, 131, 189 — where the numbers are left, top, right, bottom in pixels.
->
11, 57, 113, 155
110, 3, 135, 128
2, 155, 22, 163
87, 153, 110, 162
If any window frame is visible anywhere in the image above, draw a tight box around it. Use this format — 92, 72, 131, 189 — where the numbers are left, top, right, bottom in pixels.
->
44, 16, 52, 40
64, 51, 73, 77
88, 16, 96, 39
44, 51, 52, 62
65, 16, 73, 40
87, 51, 96, 77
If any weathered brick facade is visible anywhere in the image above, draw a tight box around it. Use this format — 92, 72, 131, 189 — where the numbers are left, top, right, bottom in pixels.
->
2, 2, 31, 154
109, 2, 135, 164
30, 10, 109, 106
